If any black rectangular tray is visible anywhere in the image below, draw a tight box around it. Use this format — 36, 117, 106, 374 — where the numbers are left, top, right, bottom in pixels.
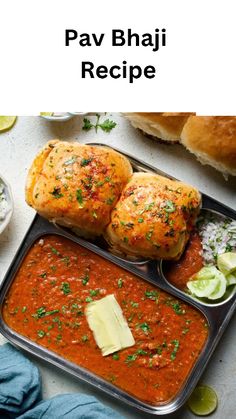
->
0, 145, 235, 415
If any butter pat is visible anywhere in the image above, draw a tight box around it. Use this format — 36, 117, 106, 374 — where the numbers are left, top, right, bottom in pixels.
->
85, 294, 135, 356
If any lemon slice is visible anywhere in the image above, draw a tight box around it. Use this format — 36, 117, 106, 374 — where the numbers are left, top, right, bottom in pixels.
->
0, 116, 17, 132
187, 278, 219, 298
217, 252, 236, 275
187, 385, 218, 416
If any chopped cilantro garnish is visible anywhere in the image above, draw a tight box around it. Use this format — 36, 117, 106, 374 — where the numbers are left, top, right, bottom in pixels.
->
138, 322, 151, 334
51, 247, 60, 256
145, 290, 159, 301
80, 158, 92, 167
39, 272, 47, 278
136, 349, 148, 355
171, 339, 180, 360
146, 231, 153, 241
89, 289, 99, 297
32, 307, 59, 319
76, 189, 83, 205
82, 274, 89, 285
106, 197, 115, 205
85, 296, 93, 303
112, 353, 120, 360
139, 202, 154, 215
125, 354, 137, 363
70, 303, 83, 316
123, 236, 129, 243
117, 278, 123, 288
50, 187, 64, 199
82, 335, 88, 342
96, 180, 105, 187
164, 200, 176, 213
138, 218, 144, 223
172, 302, 185, 315
123, 222, 134, 229
61, 282, 71, 295
37, 330, 45, 338
61, 256, 70, 266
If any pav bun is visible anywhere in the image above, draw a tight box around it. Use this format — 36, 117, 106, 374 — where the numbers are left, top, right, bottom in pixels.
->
181, 116, 236, 176
123, 113, 194, 143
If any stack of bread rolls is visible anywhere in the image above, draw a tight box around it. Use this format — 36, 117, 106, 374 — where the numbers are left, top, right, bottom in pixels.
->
26, 141, 201, 261
124, 113, 236, 176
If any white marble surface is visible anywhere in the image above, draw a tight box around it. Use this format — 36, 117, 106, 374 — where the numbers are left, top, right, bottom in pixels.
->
0, 114, 235, 419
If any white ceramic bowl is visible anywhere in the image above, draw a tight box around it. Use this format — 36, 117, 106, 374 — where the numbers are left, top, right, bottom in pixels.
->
40, 112, 88, 122
0, 174, 13, 235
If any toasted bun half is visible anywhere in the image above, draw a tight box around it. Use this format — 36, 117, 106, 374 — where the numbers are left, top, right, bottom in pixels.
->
105, 172, 201, 260
123, 113, 194, 143
25, 140, 133, 237
181, 116, 236, 176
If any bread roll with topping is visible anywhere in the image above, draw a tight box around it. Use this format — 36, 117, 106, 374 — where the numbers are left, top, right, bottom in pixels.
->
181, 116, 236, 176
123, 113, 194, 143
26, 140, 133, 237
105, 173, 201, 260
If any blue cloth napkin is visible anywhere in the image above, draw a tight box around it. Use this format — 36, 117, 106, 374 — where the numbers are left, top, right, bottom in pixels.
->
18, 393, 124, 419
0, 343, 124, 418
0, 343, 41, 418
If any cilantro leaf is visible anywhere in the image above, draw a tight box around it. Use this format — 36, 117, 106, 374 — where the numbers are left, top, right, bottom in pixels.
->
98, 119, 117, 132
82, 118, 94, 131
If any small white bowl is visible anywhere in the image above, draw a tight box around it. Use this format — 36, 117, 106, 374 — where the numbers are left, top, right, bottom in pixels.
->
0, 174, 13, 235
40, 112, 88, 122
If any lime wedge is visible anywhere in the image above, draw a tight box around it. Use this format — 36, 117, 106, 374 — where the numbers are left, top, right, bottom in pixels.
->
187, 385, 218, 416
187, 278, 219, 298
0, 116, 17, 132
217, 252, 236, 275
226, 273, 236, 286
40, 112, 54, 116
207, 272, 226, 300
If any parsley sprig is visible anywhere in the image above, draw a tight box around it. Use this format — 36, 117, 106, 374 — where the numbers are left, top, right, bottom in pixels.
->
82, 114, 117, 133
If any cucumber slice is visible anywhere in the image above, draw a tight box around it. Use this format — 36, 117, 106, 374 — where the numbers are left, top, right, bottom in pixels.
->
226, 273, 236, 286
217, 252, 236, 275
193, 266, 219, 281
187, 278, 220, 298
208, 272, 227, 300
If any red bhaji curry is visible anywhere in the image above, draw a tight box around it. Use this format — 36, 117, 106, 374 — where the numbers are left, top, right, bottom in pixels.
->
3, 235, 208, 405
164, 231, 204, 291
